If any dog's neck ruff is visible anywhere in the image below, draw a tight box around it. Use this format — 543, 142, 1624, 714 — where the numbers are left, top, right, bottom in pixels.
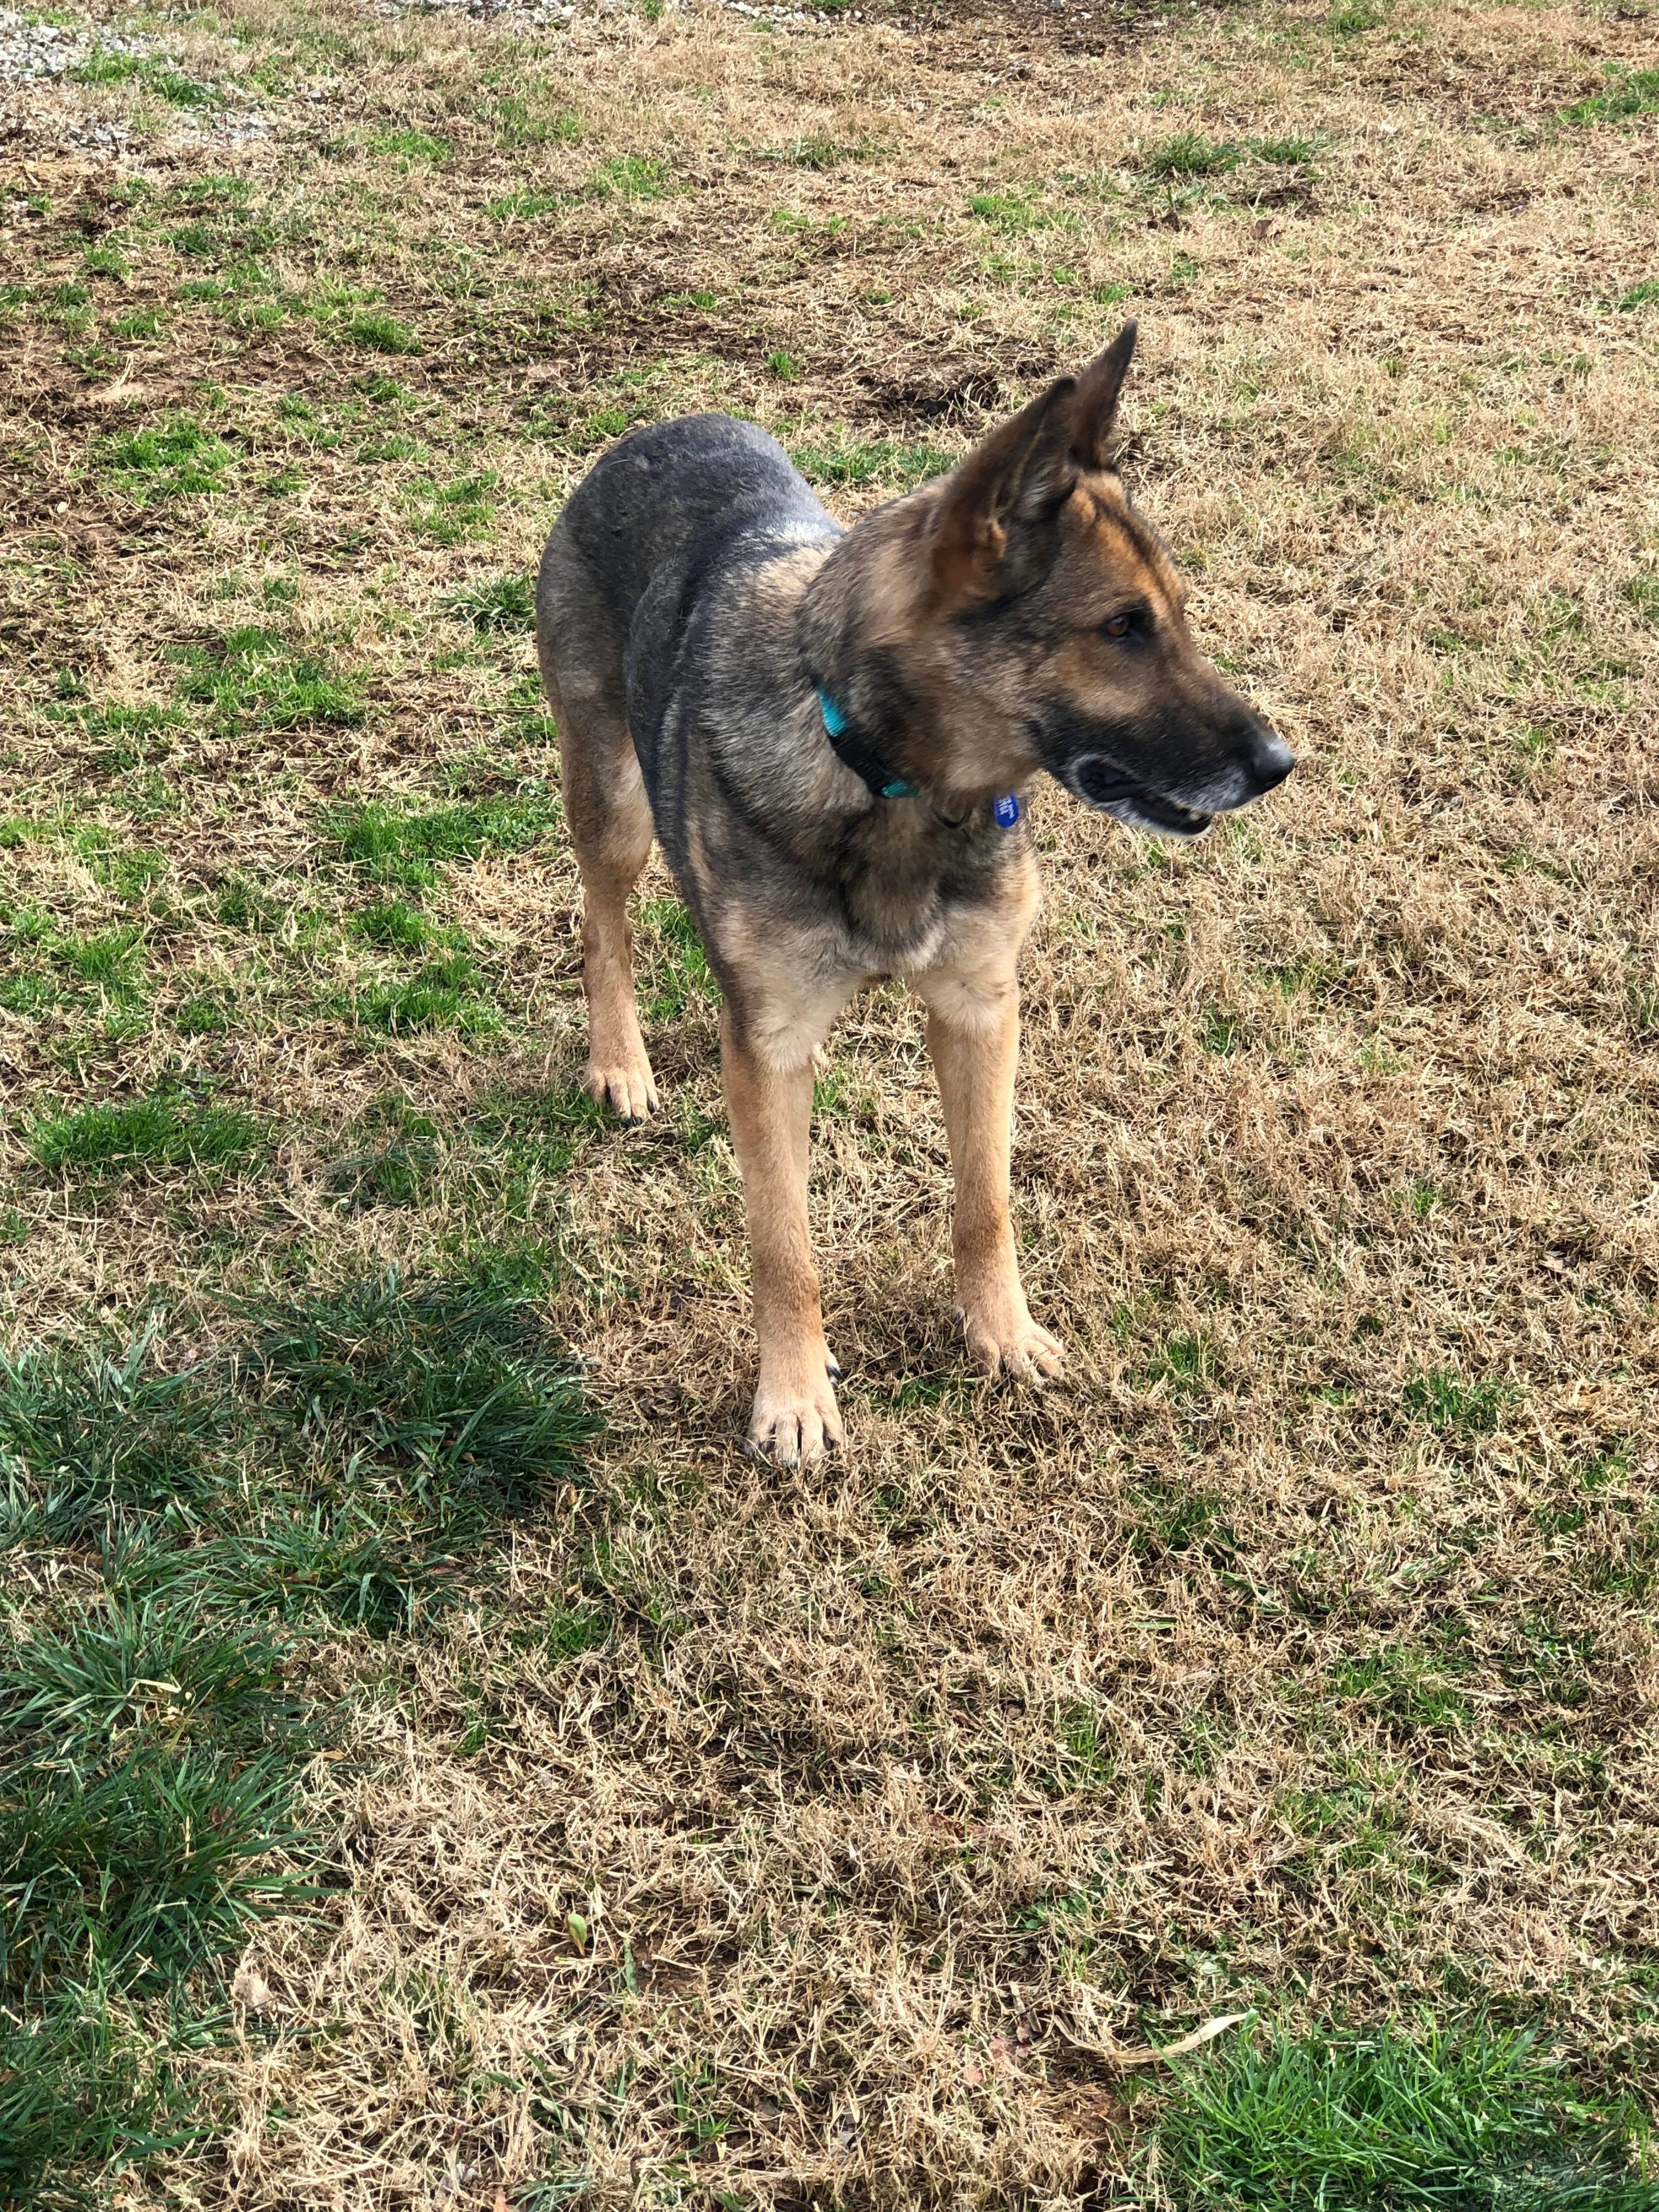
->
816, 689, 1022, 828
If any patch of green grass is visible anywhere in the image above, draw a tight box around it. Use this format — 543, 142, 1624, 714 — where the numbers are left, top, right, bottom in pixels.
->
245, 1267, 599, 1521
1618, 280, 1659, 312
788, 436, 953, 490
0, 1597, 312, 1994
408, 469, 497, 543
99, 419, 235, 501
1328, 1645, 1471, 1732
766, 348, 798, 380
543, 1600, 612, 1662
484, 188, 565, 223
1128, 1479, 1235, 1565
0, 1326, 229, 1545
491, 94, 580, 150
1563, 65, 1659, 125
53, 924, 145, 997
1255, 133, 1324, 163
1401, 1368, 1512, 1436
448, 572, 535, 631
1152, 2018, 1659, 2208
466, 1084, 608, 1212
1327, 0, 1387, 31
1047, 1701, 1115, 1792
326, 791, 555, 889
1142, 132, 1239, 178
0, 1985, 207, 2209
72, 49, 214, 106
351, 950, 498, 1037
174, 626, 363, 736
584, 154, 674, 200
348, 309, 420, 354
323, 1092, 439, 1211
967, 189, 1056, 232
640, 898, 713, 1023
349, 897, 441, 951
370, 127, 449, 164
1143, 1330, 1221, 1397
1202, 1006, 1242, 1054
25, 1095, 264, 1178
0, 1265, 595, 2202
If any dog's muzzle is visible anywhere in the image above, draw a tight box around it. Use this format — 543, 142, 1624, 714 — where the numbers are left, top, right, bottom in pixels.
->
1063, 717, 1295, 840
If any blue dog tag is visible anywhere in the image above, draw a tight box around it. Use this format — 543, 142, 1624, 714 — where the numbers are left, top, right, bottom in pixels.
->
993, 793, 1021, 829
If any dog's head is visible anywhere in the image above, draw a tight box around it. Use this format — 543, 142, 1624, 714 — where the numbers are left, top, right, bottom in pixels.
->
915, 324, 1293, 835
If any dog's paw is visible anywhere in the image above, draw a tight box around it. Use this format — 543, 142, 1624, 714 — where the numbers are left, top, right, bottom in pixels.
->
958, 1301, 1064, 1387
582, 1056, 659, 1125
745, 1357, 844, 1468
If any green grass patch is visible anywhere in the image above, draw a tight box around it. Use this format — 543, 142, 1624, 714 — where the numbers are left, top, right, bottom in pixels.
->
1401, 1368, 1512, 1436
349, 897, 442, 951
584, 154, 675, 200
1563, 65, 1659, 125
408, 469, 497, 543
1142, 132, 1239, 178
370, 127, 449, 164
639, 898, 713, 1023
1153, 2018, 1659, 2208
789, 436, 953, 490
174, 626, 363, 735
1255, 133, 1324, 163
448, 572, 535, 631
1618, 279, 1659, 312
323, 1092, 439, 1210
348, 309, 420, 354
967, 190, 1057, 232
351, 950, 498, 1037
0, 1596, 313, 1995
99, 420, 235, 501
326, 790, 555, 888
25, 1095, 264, 1178
72, 49, 214, 106
0, 1270, 597, 2203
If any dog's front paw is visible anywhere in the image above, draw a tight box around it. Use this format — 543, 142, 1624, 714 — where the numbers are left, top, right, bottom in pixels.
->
582, 1054, 659, 1125
745, 1355, 844, 1468
958, 1298, 1064, 1387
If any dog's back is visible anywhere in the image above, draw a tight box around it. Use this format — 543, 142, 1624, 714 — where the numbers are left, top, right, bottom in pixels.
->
537, 416, 838, 821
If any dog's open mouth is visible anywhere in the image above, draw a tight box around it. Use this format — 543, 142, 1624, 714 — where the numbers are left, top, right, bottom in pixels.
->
1064, 754, 1215, 839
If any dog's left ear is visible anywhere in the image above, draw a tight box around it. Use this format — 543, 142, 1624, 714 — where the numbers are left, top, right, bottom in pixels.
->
1068, 320, 1138, 471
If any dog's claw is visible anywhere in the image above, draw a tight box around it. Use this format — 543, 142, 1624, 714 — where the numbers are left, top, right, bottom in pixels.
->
957, 1302, 1065, 1386
583, 1058, 659, 1124
746, 1361, 844, 1466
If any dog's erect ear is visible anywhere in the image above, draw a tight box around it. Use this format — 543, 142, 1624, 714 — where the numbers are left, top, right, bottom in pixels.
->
929, 374, 1080, 603
1069, 320, 1138, 472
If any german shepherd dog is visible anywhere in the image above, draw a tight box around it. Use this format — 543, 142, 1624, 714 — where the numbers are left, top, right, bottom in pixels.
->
535, 324, 1293, 1465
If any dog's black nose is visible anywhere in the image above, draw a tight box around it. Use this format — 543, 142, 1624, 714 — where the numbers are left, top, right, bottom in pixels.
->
1240, 718, 1295, 795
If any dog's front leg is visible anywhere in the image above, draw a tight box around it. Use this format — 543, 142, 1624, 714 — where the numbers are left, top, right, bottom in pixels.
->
721, 1006, 843, 1466
917, 968, 1063, 1386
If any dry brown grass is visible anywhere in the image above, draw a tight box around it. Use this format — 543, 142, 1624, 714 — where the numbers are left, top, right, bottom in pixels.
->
3, 0, 1658, 2200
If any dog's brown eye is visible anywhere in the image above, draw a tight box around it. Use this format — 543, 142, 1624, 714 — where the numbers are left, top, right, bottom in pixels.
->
1102, 612, 1134, 640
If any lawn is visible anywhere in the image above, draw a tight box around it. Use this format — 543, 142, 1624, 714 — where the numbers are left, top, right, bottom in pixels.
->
1, 0, 1657, 2203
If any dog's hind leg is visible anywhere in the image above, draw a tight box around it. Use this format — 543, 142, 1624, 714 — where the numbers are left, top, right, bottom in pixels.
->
538, 576, 658, 1122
